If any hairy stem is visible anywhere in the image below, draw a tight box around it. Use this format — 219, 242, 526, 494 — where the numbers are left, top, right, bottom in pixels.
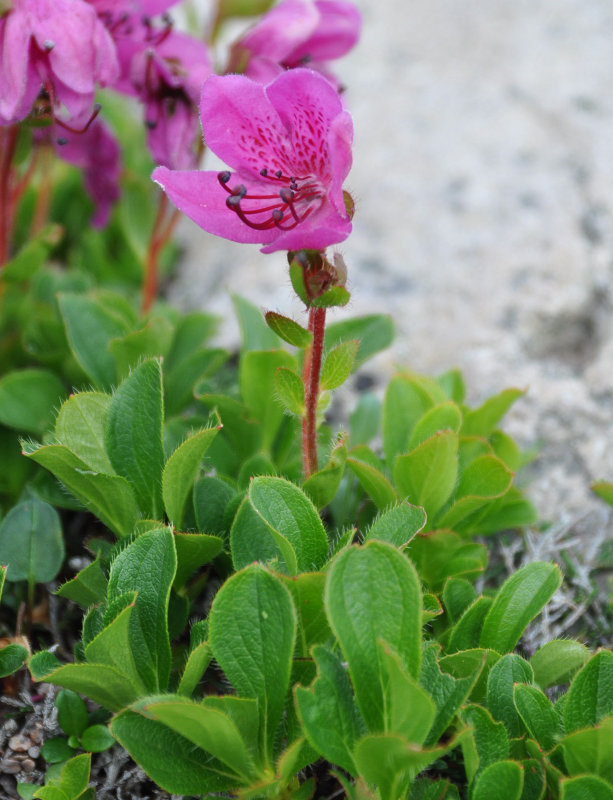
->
141, 191, 169, 314
303, 305, 326, 478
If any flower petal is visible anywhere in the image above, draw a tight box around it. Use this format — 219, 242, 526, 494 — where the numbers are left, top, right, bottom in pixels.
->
287, 0, 362, 64
152, 166, 279, 245
238, 0, 319, 64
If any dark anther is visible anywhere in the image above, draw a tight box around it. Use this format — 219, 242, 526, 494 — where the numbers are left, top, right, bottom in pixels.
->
218, 171, 231, 184
275, 170, 283, 178
145, 119, 157, 129
272, 209, 284, 221
231, 184, 247, 199
260, 168, 268, 176
279, 188, 295, 203
226, 195, 242, 209
44, 40, 55, 51
56, 137, 67, 146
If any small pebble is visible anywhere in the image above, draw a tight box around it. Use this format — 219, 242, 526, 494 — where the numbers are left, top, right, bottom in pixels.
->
8, 734, 30, 752
1, 758, 21, 774
3, 720, 18, 735
27, 746, 40, 759
21, 758, 36, 773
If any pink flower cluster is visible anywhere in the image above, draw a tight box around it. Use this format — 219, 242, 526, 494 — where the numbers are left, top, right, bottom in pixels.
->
0, 0, 360, 242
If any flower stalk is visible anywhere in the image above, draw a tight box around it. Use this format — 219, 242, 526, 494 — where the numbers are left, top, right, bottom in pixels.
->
0, 124, 18, 269
303, 305, 326, 478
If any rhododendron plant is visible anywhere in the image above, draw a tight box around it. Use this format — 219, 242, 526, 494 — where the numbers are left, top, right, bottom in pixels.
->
153, 67, 353, 253
0, 0, 118, 126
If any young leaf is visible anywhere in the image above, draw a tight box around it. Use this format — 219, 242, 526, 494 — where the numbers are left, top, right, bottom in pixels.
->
162, 426, 219, 527
0, 369, 65, 435
447, 596, 492, 653
265, 311, 312, 348
435, 455, 513, 530
324, 314, 394, 370
407, 530, 487, 591
530, 639, 590, 689
560, 775, 613, 800
209, 565, 296, 762
513, 683, 559, 751
83, 603, 146, 694
106, 359, 165, 518
363, 502, 426, 548
230, 496, 298, 575
23, 443, 139, 537
233, 294, 282, 351
0, 497, 64, 583
393, 431, 459, 522
57, 752, 91, 798
302, 434, 347, 509
320, 340, 359, 391
555, 716, 613, 784
275, 367, 305, 416
382, 373, 442, 467
379, 644, 436, 743
295, 645, 365, 776
283, 572, 332, 655
486, 654, 534, 738
55, 557, 107, 608
80, 724, 115, 752
563, 650, 613, 733
479, 562, 562, 653
326, 541, 422, 731
347, 450, 398, 510
460, 704, 509, 783
249, 476, 329, 572
408, 401, 462, 450
173, 532, 224, 589
0, 643, 29, 678
54, 392, 114, 474
239, 350, 297, 450
461, 388, 525, 437
56, 689, 89, 738
108, 527, 177, 692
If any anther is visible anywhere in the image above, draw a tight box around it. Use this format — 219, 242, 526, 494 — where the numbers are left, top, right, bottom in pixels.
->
260, 168, 268, 177
226, 195, 242, 209
145, 119, 157, 129
231, 184, 247, 199
44, 40, 55, 51
219, 171, 231, 184
272, 209, 283, 221
275, 170, 282, 178
56, 137, 67, 146
279, 188, 295, 203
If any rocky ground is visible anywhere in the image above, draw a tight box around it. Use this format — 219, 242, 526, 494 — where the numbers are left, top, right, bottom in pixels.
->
170, 0, 613, 546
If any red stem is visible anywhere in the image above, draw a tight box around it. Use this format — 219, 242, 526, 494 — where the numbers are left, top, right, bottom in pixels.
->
303, 305, 326, 478
141, 191, 169, 314
0, 125, 19, 268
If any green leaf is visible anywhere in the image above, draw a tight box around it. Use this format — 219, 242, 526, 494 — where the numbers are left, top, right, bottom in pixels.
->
437, 369, 466, 404
407, 530, 487, 591
177, 640, 212, 697
29, 653, 138, 712
111, 709, 239, 795
379, 644, 436, 743
593, 481, 613, 508
41, 736, 76, 764
479, 562, 562, 653
320, 340, 359, 391
324, 314, 394, 370
173, 532, 223, 589
58, 292, 130, 390
233, 294, 282, 351
447, 596, 492, 653
513, 683, 559, 751
363, 502, 426, 548
55, 558, 107, 608
164, 348, 228, 416
563, 650, 613, 733
408, 778, 460, 800
295, 645, 365, 776
162, 426, 219, 527
346, 453, 398, 510
382, 373, 443, 467
326, 541, 422, 731
439, 648, 500, 706
393, 431, 459, 522
23, 443, 139, 537
83, 603, 146, 694
460, 704, 509, 783
349, 392, 381, 447
106, 359, 165, 518
138, 695, 258, 780
442, 577, 477, 623
108, 527, 177, 692
80, 724, 115, 752
165, 312, 218, 370
208, 565, 296, 762
0, 369, 65, 435
311, 285, 351, 308
486, 654, 534, 738
283, 572, 331, 656
556, 716, 613, 783
530, 639, 590, 689
408, 402, 462, 450
436, 455, 513, 529
193, 475, 236, 535
32, 787, 68, 800
108, 317, 174, 380
275, 367, 305, 416
0, 643, 28, 678
54, 392, 114, 474
302, 434, 347, 509
472, 760, 523, 800
230, 496, 297, 575
461, 388, 525, 437
560, 775, 613, 800
248, 477, 329, 572
3, 224, 59, 281
0, 498, 64, 583
56, 689, 89, 737
240, 350, 297, 450
58, 752, 90, 797
265, 312, 312, 348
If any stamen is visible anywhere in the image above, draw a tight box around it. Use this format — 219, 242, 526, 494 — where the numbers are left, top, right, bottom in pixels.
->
55, 103, 102, 135
44, 40, 55, 51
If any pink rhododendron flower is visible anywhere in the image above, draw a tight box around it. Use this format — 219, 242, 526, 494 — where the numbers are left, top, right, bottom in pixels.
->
234, 0, 361, 86
0, 0, 119, 125
55, 119, 121, 228
153, 68, 353, 253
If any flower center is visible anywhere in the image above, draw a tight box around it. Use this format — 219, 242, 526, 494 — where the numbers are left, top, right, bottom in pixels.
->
217, 169, 324, 231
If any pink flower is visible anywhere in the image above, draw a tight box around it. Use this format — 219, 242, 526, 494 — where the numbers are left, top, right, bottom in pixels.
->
234, 0, 361, 86
153, 68, 353, 253
0, 0, 119, 125
54, 119, 121, 228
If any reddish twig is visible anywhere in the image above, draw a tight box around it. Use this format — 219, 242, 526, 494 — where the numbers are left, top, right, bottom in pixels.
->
302, 305, 326, 478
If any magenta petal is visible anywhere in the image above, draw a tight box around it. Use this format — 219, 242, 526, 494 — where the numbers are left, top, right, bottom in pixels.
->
327, 110, 353, 216
0, 12, 33, 121
201, 74, 290, 178
238, 0, 319, 63
152, 167, 278, 245
287, 0, 362, 64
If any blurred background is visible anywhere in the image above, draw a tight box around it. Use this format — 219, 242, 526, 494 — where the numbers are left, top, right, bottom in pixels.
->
171, 0, 613, 526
